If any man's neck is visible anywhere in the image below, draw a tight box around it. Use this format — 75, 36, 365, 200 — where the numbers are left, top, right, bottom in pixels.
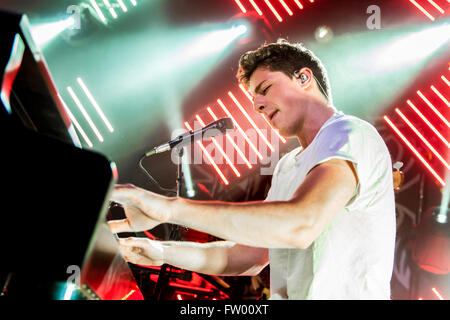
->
296, 105, 335, 150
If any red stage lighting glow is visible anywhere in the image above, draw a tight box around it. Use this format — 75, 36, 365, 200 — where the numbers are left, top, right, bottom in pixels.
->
185, 121, 230, 185
278, 0, 293, 16
406, 100, 450, 148
228, 91, 275, 152
195, 115, 241, 177
234, 0, 247, 13
294, 0, 304, 9
217, 98, 264, 160
409, 0, 436, 21
384, 115, 445, 186
264, 0, 283, 22
207, 107, 253, 169
441, 75, 450, 87
431, 85, 450, 107
395, 108, 449, 170
249, 0, 263, 15
417, 90, 449, 127
427, 0, 445, 14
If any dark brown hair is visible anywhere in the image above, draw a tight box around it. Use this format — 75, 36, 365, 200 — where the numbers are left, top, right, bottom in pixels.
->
237, 39, 332, 102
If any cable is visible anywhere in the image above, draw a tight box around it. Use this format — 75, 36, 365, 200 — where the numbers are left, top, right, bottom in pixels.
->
138, 154, 177, 196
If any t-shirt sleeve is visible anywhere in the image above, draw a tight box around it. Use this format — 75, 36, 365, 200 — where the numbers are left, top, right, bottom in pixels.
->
306, 118, 365, 207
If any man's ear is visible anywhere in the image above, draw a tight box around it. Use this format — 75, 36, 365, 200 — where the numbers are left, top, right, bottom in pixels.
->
294, 67, 313, 87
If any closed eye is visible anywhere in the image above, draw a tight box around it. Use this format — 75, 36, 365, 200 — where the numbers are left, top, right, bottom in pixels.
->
262, 85, 271, 94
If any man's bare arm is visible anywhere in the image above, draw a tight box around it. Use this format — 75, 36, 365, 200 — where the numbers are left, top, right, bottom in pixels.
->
118, 238, 269, 276
110, 159, 357, 249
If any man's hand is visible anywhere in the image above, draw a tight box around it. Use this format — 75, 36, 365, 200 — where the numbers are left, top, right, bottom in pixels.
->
118, 237, 165, 266
108, 184, 172, 234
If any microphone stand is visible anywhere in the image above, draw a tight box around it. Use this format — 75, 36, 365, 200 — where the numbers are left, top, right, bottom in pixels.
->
153, 147, 184, 300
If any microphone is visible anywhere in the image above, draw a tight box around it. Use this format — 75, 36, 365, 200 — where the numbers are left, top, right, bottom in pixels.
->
143, 117, 234, 157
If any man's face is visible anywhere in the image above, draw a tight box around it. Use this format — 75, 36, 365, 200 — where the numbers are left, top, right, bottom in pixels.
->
248, 68, 310, 137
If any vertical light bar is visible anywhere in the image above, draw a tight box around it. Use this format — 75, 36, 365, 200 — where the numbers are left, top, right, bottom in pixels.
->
417, 90, 449, 127
207, 107, 253, 169
217, 99, 264, 160
384, 115, 445, 186
431, 287, 444, 300
409, 0, 435, 21
185, 122, 229, 185
264, 0, 283, 22
427, 0, 445, 14
77, 77, 114, 132
130, 0, 137, 6
294, 0, 304, 9
60, 96, 93, 148
238, 83, 286, 143
407, 100, 450, 147
431, 85, 450, 107
89, 0, 107, 23
228, 91, 275, 152
63, 283, 76, 300
196, 115, 241, 177
441, 75, 450, 87
67, 86, 104, 142
396, 108, 449, 169
279, 0, 293, 15
249, 0, 263, 15
233, 0, 247, 13
117, 0, 128, 12
103, 0, 118, 19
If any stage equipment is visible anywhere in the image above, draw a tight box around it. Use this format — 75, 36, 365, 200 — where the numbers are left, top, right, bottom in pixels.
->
0, 9, 143, 300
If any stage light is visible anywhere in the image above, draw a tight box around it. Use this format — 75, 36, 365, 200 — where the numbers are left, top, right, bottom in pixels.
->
372, 23, 450, 72
67, 86, 104, 143
249, 0, 263, 16
60, 95, 94, 148
279, 0, 293, 16
431, 287, 445, 300
406, 100, 449, 148
417, 90, 449, 127
442, 75, 450, 87
294, 0, 304, 9
395, 108, 449, 170
264, 0, 283, 22
234, 0, 247, 13
89, 0, 107, 23
409, 0, 436, 21
427, 0, 445, 14
384, 115, 445, 187
431, 85, 450, 107
173, 24, 249, 65
315, 25, 334, 43
30, 17, 76, 47
77, 77, 114, 133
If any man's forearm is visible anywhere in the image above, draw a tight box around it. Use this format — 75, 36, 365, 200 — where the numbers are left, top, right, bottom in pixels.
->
161, 240, 267, 276
167, 197, 312, 249
162, 240, 232, 275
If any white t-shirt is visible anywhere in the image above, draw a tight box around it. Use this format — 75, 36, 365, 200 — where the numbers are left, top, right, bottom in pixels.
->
265, 111, 396, 300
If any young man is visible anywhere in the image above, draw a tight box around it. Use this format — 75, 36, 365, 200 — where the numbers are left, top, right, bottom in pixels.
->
108, 39, 396, 299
